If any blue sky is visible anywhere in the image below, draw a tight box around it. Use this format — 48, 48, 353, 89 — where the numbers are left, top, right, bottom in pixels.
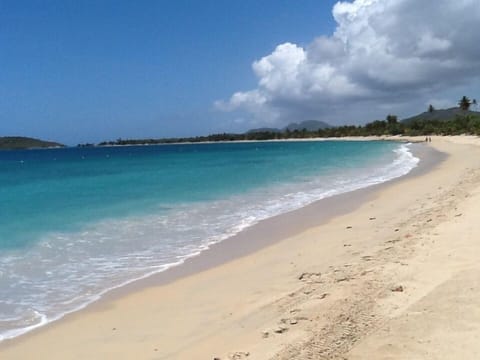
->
0, 0, 336, 144
1, 0, 480, 144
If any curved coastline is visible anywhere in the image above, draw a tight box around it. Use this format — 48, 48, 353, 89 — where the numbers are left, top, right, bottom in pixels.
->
0, 139, 423, 341
103, 141, 442, 295
0, 138, 444, 346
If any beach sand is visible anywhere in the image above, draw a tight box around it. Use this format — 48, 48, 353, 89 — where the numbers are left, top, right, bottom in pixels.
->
2, 136, 480, 359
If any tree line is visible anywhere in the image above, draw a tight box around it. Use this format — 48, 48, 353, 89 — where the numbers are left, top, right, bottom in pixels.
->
92, 96, 480, 147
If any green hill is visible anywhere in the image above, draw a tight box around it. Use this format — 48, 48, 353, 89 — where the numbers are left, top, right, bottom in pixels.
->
402, 108, 480, 124
0, 137, 64, 150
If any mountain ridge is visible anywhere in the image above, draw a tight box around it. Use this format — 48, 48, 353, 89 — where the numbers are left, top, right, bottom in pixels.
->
248, 120, 332, 133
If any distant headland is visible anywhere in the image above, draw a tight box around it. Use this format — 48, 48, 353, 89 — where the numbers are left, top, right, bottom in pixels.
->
5, 97, 480, 149
0, 137, 64, 150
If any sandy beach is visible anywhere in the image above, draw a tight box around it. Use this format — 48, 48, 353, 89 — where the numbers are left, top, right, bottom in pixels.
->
2, 136, 480, 359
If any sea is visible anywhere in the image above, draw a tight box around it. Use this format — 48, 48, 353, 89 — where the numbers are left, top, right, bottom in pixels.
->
0, 140, 419, 340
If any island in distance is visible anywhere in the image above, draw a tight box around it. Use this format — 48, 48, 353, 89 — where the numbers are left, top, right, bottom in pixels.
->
0, 136, 64, 150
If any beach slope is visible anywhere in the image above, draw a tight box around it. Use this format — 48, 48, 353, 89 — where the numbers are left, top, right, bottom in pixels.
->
1, 136, 480, 359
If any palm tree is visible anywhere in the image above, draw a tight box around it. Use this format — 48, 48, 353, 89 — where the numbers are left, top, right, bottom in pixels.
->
386, 114, 398, 124
458, 96, 472, 111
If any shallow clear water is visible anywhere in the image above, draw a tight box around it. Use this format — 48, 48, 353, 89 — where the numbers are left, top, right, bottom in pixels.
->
0, 140, 418, 340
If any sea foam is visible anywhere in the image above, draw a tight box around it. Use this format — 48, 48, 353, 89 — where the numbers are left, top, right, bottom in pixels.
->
0, 141, 419, 341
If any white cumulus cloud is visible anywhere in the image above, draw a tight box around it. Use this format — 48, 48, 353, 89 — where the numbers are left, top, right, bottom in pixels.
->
216, 0, 480, 126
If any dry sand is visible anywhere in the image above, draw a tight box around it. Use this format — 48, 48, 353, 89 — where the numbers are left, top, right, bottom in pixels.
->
2, 136, 480, 359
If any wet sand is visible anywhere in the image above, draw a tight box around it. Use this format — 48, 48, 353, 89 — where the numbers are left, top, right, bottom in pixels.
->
2, 136, 480, 359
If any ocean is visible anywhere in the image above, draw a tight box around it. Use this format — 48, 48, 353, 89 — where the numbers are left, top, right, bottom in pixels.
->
0, 140, 419, 340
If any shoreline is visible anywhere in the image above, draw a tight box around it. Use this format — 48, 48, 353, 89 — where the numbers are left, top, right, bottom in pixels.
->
93, 135, 420, 147
0, 139, 433, 343
2, 136, 478, 359
0, 137, 424, 344
101, 141, 441, 297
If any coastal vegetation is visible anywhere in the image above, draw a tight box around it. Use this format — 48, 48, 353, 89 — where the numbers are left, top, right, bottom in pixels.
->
96, 97, 480, 146
0, 136, 64, 150
4, 98, 479, 150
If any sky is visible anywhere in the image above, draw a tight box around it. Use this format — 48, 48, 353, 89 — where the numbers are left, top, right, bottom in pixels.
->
1, 0, 480, 145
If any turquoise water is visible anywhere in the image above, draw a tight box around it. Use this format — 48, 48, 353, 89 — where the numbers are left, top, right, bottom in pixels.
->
0, 140, 419, 339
